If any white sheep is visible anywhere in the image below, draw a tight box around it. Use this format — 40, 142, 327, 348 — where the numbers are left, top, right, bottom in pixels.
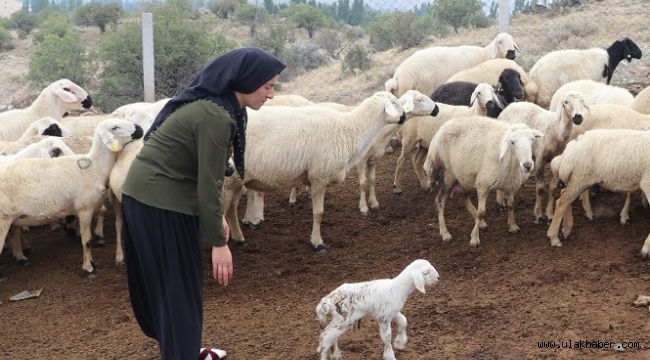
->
223, 91, 405, 251
549, 79, 634, 111
393, 83, 500, 195
496, 91, 589, 223
424, 117, 543, 246
110, 97, 170, 119
546, 129, 650, 258
264, 94, 313, 107
0, 79, 92, 141
632, 85, 650, 115
384, 33, 520, 97
526, 37, 642, 109
316, 259, 439, 360
0, 116, 70, 152
0, 119, 144, 281
445, 58, 529, 88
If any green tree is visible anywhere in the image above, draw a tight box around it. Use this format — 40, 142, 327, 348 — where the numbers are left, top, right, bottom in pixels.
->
489, 1, 498, 19
367, 12, 430, 51
73, 2, 122, 32
0, 27, 13, 51
337, 0, 349, 23
281, 3, 328, 38
263, 0, 277, 14
251, 22, 295, 57
432, 0, 483, 33
31, 0, 49, 13
234, 4, 270, 37
348, 0, 363, 25
10, 10, 39, 34
95, 2, 236, 111
512, 0, 529, 17
208, 0, 243, 19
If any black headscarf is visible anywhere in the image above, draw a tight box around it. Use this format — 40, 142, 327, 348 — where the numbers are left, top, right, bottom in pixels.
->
144, 46, 286, 178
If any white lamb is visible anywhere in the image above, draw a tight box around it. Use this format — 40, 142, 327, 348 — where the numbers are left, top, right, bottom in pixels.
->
0, 79, 92, 141
445, 58, 530, 88
546, 129, 650, 258
424, 117, 543, 246
549, 79, 634, 111
526, 37, 642, 109
223, 91, 405, 251
384, 33, 520, 97
264, 94, 313, 107
393, 83, 500, 195
0, 116, 70, 152
632, 85, 650, 115
0, 119, 144, 281
496, 91, 589, 223
316, 259, 439, 360
0, 137, 74, 165
110, 97, 170, 119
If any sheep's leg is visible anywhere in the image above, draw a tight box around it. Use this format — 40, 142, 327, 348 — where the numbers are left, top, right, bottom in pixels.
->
412, 147, 430, 191
495, 189, 507, 212
78, 210, 98, 278
9, 226, 29, 266
392, 312, 408, 351
0, 220, 12, 282
92, 205, 106, 246
255, 191, 266, 221
505, 191, 520, 233
533, 167, 547, 224
562, 197, 574, 239
288, 187, 298, 206
64, 215, 80, 242
435, 190, 452, 242
357, 160, 370, 216
392, 139, 415, 195
113, 195, 125, 266
318, 322, 348, 360
548, 185, 585, 247
241, 191, 263, 228
580, 189, 595, 221
639, 186, 650, 258
367, 160, 380, 211
462, 194, 488, 229
310, 184, 328, 252
545, 174, 559, 221
469, 188, 489, 247
378, 320, 396, 360
224, 184, 245, 244
620, 192, 633, 225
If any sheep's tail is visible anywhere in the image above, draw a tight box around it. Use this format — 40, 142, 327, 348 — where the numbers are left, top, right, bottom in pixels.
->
385, 78, 399, 95
315, 297, 333, 329
556, 153, 574, 187
525, 80, 539, 103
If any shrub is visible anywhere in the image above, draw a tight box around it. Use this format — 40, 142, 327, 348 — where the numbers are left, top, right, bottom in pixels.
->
251, 22, 295, 58
314, 29, 349, 59
341, 43, 372, 75
0, 18, 15, 30
367, 12, 427, 51
9, 10, 39, 34
33, 13, 74, 44
280, 42, 329, 80
0, 28, 13, 51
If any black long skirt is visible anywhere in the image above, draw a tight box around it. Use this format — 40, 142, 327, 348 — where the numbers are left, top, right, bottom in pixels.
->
122, 194, 203, 360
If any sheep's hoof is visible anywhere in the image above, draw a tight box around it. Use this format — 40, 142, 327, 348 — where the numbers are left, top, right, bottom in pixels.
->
233, 239, 247, 247
92, 235, 105, 246
393, 191, 404, 199
22, 247, 32, 256
586, 215, 595, 222
16, 259, 30, 267
359, 210, 369, 216
313, 244, 326, 253
641, 250, 650, 259
620, 219, 629, 226
0, 271, 7, 283
441, 235, 453, 243
288, 202, 295, 207
469, 240, 480, 247
83, 262, 98, 278
385, 146, 394, 154
241, 221, 261, 230
498, 204, 508, 212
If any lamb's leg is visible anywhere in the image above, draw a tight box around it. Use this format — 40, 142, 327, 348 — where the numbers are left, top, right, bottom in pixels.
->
435, 190, 452, 242
288, 187, 298, 206
620, 192, 633, 225
92, 204, 106, 246
462, 194, 488, 229
378, 320, 396, 360
580, 189, 595, 220
241, 191, 263, 228
562, 197, 574, 239
545, 173, 559, 220
505, 191, 520, 233
224, 183, 245, 244
412, 147, 430, 191
357, 159, 370, 216
9, 226, 29, 266
548, 185, 585, 247
310, 184, 328, 252
367, 160, 380, 212
392, 138, 415, 196
318, 322, 348, 360
469, 188, 489, 247
113, 195, 124, 266
255, 191, 266, 221
0, 220, 12, 282
78, 210, 97, 277
392, 312, 408, 351
533, 166, 546, 224
639, 186, 650, 258
495, 189, 507, 212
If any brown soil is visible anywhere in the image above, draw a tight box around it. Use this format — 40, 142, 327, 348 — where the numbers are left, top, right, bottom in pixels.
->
1, 148, 650, 360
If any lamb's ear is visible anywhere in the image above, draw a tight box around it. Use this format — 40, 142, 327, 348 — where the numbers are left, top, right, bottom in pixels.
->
412, 271, 426, 294
491, 42, 498, 59
53, 88, 78, 103
499, 134, 511, 161
99, 129, 120, 152
470, 91, 478, 107
384, 98, 400, 117
513, 41, 522, 53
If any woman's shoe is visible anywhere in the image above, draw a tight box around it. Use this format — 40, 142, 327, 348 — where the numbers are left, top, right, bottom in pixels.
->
198, 347, 227, 359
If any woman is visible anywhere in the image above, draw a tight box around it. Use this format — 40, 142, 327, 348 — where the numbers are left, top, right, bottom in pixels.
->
121, 47, 286, 360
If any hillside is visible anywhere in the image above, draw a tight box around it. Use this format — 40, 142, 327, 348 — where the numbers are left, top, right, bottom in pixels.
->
0, 0, 21, 18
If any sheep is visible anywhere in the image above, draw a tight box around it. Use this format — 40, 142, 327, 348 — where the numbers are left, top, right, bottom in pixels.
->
393, 83, 500, 196
0, 137, 74, 165
110, 97, 170, 119
0, 79, 92, 142
546, 129, 650, 258
632, 85, 650, 115
431, 68, 525, 117
446, 58, 530, 88
264, 94, 313, 107
424, 118, 543, 246
316, 259, 439, 360
384, 33, 520, 97
223, 91, 405, 252
0, 116, 70, 152
496, 91, 589, 224
549, 79, 634, 111
0, 119, 144, 281
58, 114, 113, 137
526, 37, 642, 109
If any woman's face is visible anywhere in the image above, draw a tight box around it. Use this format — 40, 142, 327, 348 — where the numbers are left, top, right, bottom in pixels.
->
240, 75, 279, 110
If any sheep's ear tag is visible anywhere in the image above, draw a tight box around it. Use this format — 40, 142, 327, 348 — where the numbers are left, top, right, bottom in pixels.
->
627, 54, 632, 59
403, 101, 414, 114
109, 141, 119, 152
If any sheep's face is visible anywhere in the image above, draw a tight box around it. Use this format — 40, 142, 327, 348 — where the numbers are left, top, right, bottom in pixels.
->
470, 83, 501, 111
497, 69, 525, 101
560, 91, 588, 125
33, 117, 69, 137
617, 37, 642, 62
96, 119, 144, 152
47, 79, 93, 111
499, 124, 544, 173
374, 91, 404, 124
406, 259, 440, 294
491, 33, 521, 60
399, 90, 439, 118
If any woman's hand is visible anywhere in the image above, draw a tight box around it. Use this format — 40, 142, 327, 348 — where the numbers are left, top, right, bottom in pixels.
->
212, 216, 233, 285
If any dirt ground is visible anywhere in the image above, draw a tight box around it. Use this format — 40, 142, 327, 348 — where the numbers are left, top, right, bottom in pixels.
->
1, 147, 650, 360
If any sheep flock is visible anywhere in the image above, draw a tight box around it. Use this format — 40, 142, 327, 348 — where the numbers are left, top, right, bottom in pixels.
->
1, 28, 650, 359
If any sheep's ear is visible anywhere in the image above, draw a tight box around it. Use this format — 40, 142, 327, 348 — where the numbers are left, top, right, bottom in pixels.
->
491, 43, 498, 59
513, 41, 522, 53
384, 99, 400, 117
470, 92, 478, 107
412, 271, 426, 294
499, 135, 510, 161
532, 130, 544, 139
53, 88, 78, 103
99, 129, 120, 152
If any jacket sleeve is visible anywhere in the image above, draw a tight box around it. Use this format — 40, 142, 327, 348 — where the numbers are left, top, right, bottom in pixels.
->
194, 104, 236, 247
